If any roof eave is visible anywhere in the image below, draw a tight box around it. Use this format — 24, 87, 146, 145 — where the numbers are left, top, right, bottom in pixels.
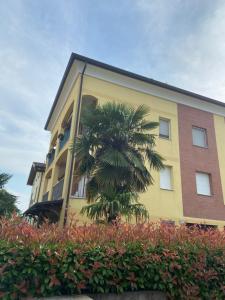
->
27, 162, 46, 186
44, 53, 225, 130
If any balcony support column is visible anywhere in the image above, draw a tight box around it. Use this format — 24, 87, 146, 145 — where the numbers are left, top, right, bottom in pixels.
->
49, 164, 59, 200
55, 131, 62, 157
47, 171, 54, 201
59, 65, 86, 227
59, 64, 86, 227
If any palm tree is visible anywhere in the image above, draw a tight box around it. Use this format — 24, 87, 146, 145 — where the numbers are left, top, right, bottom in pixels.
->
73, 102, 164, 223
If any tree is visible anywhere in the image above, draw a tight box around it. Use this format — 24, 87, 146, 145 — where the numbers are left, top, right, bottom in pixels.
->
0, 173, 19, 216
73, 102, 164, 223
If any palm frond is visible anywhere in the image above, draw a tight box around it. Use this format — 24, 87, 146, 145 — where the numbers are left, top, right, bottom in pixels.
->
126, 203, 149, 222
138, 120, 159, 131
99, 148, 130, 168
130, 132, 156, 146
146, 147, 165, 171
129, 105, 150, 127
71, 101, 164, 222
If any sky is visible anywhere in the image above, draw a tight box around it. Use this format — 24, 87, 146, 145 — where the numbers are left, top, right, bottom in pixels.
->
1, 0, 225, 212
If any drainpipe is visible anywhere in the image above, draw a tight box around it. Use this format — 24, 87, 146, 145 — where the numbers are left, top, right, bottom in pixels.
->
63, 63, 87, 226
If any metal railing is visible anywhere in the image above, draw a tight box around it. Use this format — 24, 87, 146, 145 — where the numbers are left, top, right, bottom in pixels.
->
42, 191, 49, 202
52, 178, 64, 200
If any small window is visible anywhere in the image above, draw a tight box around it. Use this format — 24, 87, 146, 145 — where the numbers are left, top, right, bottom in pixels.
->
160, 166, 172, 190
192, 127, 207, 148
159, 118, 170, 139
196, 172, 211, 196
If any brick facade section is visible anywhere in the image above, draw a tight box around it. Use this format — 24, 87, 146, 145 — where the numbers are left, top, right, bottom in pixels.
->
178, 104, 225, 220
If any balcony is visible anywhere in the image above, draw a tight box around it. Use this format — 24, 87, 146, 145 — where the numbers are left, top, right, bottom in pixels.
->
47, 149, 55, 168
52, 178, 64, 200
42, 191, 49, 202
59, 127, 71, 151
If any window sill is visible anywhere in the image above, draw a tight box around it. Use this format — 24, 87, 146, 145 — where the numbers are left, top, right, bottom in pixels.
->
70, 196, 86, 199
160, 188, 173, 191
197, 193, 212, 197
159, 135, 170, 140
193, 144, 208, 149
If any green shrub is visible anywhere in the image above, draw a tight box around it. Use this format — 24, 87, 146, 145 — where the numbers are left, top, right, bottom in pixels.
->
0, 215, 224, 299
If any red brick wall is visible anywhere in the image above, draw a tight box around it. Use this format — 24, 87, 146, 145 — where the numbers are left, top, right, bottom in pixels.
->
178, 104, 225, 220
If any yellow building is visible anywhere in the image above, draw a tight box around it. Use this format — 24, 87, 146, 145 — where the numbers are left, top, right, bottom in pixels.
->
26, 53, 225, 229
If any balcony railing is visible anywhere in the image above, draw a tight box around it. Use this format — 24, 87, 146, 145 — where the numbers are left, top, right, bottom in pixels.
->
42, 191, 49, 202
52, 178, 64, 200
59, 127, 71, 151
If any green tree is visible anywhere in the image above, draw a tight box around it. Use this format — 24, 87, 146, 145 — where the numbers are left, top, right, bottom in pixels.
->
0, 173, 19, 216
73, 102, 164, 223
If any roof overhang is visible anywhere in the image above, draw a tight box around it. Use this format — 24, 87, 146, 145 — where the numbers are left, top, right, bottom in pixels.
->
27, 162, 46, 186
24, 199, 63, 220
45, 53, 225, 131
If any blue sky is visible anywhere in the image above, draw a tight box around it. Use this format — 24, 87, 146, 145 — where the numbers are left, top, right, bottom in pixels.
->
1, 0, 225, 211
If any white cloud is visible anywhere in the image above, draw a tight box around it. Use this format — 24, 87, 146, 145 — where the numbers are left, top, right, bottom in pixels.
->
0, 0, 88, 211
134, 0, 225, 101
1, 0, 225, 212
170, 2, 225, 100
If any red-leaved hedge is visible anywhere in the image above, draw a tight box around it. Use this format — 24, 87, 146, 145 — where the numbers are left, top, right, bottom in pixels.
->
0, 215, 225, 299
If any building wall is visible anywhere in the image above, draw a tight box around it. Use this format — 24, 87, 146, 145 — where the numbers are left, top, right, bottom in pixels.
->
41, 75, 81, 205
68, 75, 183, 223
178, 104, 225, 221
33, 66, 225, 227
29, 172, 44, 206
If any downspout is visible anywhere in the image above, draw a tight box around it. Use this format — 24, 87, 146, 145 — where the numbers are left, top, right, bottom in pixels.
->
63, 63, 87, 226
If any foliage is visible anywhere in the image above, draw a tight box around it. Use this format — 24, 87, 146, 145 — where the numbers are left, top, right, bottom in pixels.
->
0, 173, 19, 216
0, 215, 225, 299
72, 102, 164, 222
81, 190, 149, 223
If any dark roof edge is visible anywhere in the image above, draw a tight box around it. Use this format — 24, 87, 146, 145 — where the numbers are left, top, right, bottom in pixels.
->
24, 199, 63, 216
45, 52, 225, 130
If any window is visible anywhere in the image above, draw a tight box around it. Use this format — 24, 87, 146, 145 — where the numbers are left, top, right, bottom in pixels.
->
160, 166, 172, 190
192, 127, 207, 148
195, 172, 211, 196
159, 118, 170, 139
71, 175, 87, 198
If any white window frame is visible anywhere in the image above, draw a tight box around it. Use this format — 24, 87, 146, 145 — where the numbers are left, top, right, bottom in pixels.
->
195, 172, 212, 196
160, 166, 173, 190
192, 126, 208, 148
159, 118, 170, 140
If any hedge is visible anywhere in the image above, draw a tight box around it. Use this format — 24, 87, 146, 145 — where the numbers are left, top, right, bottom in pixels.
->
0, 215, 225, 299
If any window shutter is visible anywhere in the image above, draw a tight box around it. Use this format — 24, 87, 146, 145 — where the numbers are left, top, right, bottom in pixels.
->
192, 127, 207, 147
160, 167, 172, 190
159, 119, 170, 138
196, 172, 211, 196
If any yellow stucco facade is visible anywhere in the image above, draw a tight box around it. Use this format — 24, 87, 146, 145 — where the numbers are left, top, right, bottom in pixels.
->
214, 114, 225, 206
68, 76, 183, 224
26, 54, 225, 228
